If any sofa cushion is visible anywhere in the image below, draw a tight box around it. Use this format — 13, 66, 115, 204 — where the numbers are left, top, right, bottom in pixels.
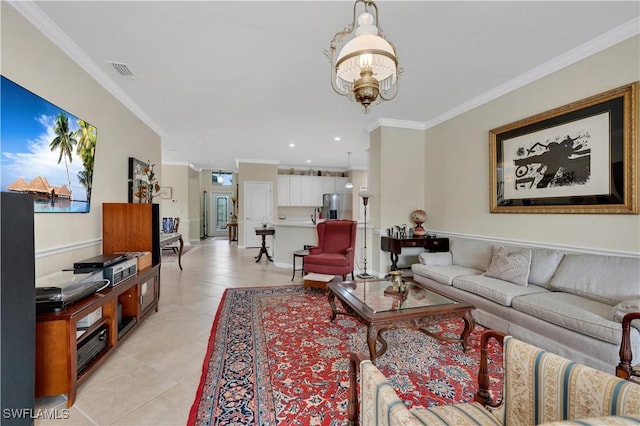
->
411, 263, 482, 286
452, 274, 548, 307
550, 254, 640, 304
512, 292, 623, 344
483, 246, 531, 286
418, 251, 452, 266
450, 238, 493, 271
528, 248, 565, 289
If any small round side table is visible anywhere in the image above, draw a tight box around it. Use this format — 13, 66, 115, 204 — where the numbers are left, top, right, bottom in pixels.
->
292, 249, 309, 281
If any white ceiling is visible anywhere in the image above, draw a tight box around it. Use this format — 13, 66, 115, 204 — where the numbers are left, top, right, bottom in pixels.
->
14, 1, 640, 172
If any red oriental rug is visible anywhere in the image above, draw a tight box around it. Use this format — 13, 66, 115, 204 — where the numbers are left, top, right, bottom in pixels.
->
188, 286, 502, 425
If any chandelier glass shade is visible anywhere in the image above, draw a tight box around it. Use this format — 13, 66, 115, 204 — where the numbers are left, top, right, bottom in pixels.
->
326, 0, 399, 112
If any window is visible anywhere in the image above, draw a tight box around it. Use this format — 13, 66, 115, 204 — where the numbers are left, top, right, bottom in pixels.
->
215, 196, 229, 231
212, 171, 233, 186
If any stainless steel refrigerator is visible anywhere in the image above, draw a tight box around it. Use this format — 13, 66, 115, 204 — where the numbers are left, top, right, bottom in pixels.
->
322, 193, 352, 220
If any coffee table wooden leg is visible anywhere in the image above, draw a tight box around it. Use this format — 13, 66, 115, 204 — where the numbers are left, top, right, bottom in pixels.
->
327, 291, 338, 321
367, 325, 389, 363
460, 312, 475, 351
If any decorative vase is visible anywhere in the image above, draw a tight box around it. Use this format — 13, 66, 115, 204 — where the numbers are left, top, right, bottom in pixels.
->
410, 209, 427, 236
389, 270, 403, 292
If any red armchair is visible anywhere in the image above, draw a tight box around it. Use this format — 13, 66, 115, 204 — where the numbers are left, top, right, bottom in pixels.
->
304, 220, 357, 280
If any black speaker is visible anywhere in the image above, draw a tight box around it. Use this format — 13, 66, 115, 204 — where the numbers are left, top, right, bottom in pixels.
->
151, 203, 160, 265
1, 192, 35, 425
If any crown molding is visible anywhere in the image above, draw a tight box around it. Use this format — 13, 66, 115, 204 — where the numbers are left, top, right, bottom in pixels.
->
8, 1, 165, 137
236, 158, 280, 167
366, 118, 426, 133
424, 17, 640, 130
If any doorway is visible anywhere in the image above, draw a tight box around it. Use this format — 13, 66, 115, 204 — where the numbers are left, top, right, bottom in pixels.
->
210, 191, 233, 237
243, 181, 272, 247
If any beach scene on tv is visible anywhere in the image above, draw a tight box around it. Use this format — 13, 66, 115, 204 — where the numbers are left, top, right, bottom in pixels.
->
1, 76, 97, 213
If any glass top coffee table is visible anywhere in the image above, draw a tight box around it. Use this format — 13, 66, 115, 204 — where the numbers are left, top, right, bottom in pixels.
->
327, 279, 475, 362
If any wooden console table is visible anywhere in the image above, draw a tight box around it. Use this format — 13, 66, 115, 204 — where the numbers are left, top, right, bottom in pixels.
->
381, 236, 449, 271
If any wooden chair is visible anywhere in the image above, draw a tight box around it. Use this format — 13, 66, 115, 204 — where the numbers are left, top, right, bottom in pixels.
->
162, 217, 180, 253
617, 311, 640, 383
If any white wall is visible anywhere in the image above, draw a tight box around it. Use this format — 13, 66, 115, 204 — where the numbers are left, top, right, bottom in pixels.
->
424, 36, 640, 254
2, 4, 162, 276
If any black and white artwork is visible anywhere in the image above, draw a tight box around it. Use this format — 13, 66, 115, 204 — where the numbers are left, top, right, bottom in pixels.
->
502, 112, 610, 200
490, 82, 637, 214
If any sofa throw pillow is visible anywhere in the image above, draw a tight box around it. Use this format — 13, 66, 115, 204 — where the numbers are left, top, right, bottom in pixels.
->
612, 299, 640, 329
483, 246, 531, 286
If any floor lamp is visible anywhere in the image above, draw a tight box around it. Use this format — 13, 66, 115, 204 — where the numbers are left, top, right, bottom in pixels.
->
357, 190, 375, 279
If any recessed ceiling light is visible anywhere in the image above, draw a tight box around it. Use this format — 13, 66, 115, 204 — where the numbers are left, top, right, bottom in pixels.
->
289, 143, 295, 147
334, 137, 341, 141
306, 160, 312, 163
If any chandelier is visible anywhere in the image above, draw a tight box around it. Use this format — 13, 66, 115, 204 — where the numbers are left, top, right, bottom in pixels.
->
325, 0, 399, 113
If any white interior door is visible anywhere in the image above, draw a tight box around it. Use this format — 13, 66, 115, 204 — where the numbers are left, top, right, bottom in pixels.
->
244, 181, 272, 247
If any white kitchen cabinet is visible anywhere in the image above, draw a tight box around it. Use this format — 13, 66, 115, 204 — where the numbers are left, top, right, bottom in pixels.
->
289, 175, 303, 206
278, 175, 290, 206
301, 176, 323, 206
278, 175, 324, 206
321, 176, 336, 194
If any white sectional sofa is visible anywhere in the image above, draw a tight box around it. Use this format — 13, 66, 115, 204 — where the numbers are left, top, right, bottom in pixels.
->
411, 236, 640, 373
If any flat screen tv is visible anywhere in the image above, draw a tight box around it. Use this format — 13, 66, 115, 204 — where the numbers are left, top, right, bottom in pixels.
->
1, 76, 98, 213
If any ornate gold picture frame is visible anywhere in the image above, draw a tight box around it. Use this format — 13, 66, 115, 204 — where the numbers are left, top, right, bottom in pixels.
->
490, 82, 637, 214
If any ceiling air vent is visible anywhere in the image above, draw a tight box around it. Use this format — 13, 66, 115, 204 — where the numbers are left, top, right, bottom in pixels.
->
106, 61, 136, 79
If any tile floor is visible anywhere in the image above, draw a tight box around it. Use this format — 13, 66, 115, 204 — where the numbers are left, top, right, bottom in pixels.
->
35, 237, 298, 425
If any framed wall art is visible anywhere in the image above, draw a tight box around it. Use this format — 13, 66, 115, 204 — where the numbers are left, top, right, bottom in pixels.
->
128, 157, 150, 203
489, 82, 637, 214
161, 187, 172, 199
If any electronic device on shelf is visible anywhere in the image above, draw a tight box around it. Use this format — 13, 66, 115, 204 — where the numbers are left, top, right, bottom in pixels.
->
35, 271, 109, 313
77, 326, 108, 375
72, 255, 138, 287
73, 253, 127, 270
101, 258, 137, 287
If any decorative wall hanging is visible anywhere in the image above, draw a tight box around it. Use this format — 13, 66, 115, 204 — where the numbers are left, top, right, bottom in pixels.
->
489, 82, 637, 214
128, 157, 160, 203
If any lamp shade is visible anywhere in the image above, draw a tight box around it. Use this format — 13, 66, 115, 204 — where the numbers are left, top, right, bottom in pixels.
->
335, 12, 397, 93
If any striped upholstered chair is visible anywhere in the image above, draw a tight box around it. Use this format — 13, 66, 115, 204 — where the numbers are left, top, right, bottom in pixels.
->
350, 330, 640, 425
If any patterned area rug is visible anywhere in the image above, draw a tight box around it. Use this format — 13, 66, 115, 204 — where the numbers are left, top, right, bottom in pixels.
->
188, 286, 502, 425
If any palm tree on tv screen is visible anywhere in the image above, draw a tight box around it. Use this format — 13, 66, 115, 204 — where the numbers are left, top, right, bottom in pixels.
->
50, 112, 77, 195
75, 119, 96, 201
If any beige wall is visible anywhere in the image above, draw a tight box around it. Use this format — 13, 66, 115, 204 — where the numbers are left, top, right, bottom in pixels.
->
369, 127, 426, 273
2, 4, 161, 276
424, 35, 640, 254
160, 164, 189, 236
